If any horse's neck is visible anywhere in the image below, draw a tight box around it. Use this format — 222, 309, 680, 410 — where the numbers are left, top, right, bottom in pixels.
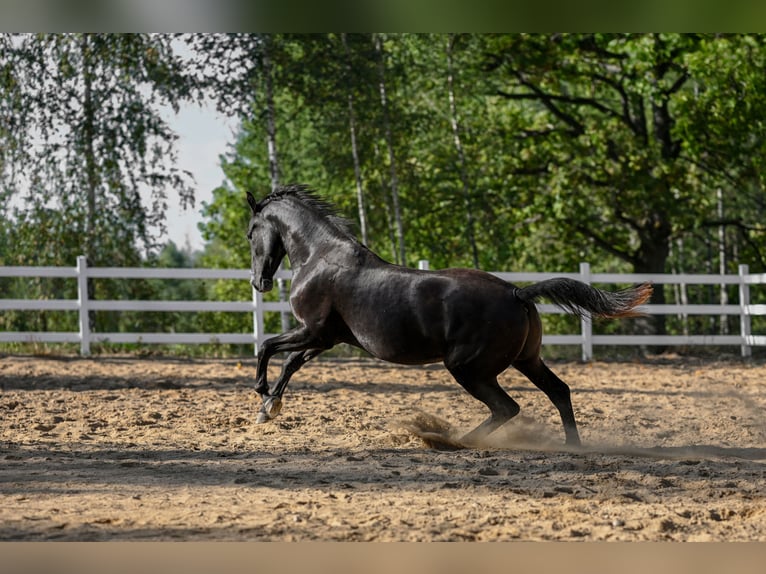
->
278, 214, 359, 271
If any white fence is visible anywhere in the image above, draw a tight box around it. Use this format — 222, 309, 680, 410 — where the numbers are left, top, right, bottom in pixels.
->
0, 256, 290, 356
1, 257, 766, 360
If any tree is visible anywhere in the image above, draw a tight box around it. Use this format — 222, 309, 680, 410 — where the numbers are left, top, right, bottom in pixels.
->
1, 35, 23, 215
374, 34, 407, 265
0, 33, 203, 340
341, 33, 369, 246
193, 34, 387, 259
482, 34, 766, 334
673, 34, 766, 269
446, 34, 480, 268
3, 33, 197, 266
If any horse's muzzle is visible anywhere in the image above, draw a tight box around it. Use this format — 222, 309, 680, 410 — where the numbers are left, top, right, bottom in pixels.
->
251, 277, 273, 292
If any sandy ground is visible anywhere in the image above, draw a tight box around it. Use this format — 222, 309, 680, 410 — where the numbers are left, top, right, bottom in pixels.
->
1, 353, 765, 541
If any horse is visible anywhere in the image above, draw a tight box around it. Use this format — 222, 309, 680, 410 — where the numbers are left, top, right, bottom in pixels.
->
246, 184, 652, 447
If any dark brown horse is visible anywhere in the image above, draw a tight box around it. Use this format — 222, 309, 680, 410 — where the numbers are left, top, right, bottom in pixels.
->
246, 185, 652, 446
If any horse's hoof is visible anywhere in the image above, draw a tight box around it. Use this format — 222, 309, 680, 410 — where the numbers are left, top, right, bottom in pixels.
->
265, 395, 283, 417
255, 410, 272, 424
256, 395, 283, 424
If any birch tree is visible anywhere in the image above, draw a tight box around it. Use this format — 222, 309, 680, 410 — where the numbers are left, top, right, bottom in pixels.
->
374, 33, 406, 266
341, 33, 369, 245
261, 34, 280, 192
446, 34, 479, 269
3, 33, 196, 264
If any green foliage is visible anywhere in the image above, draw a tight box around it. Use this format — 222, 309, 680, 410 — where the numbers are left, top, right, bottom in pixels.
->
3, 33, 198, 264
0, 33, 219, 345
5, 33, 766, 350
483, 34, 766, 276
194, 33, 766, 342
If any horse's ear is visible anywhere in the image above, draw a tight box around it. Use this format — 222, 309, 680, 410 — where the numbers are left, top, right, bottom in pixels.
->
246, 192, 259, 214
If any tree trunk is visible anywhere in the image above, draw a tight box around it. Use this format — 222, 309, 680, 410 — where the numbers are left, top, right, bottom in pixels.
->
261, 35, 290, 332
717, 187, 728, 334
81, 34, 98, 264
635, 213, 671, 337
374, 33, 406, 266
341, 33, 368, 246
80, 34, 98, 331
446, 34, 479, 269
262, 34, 280, 193
373, 141, 398, 260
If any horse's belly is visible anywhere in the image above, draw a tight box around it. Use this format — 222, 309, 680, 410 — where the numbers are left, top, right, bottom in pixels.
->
346, 314, 446, 365
359, 338, 445, 365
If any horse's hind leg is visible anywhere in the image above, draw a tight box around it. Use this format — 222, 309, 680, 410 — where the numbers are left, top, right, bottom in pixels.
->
447, 366, 521, 446
512, 357, 581, 446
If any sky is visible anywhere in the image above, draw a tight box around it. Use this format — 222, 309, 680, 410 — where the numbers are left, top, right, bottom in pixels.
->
161, 103, 238, 253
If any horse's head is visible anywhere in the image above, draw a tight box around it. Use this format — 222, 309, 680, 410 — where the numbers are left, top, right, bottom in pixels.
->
246, 191, 286, 293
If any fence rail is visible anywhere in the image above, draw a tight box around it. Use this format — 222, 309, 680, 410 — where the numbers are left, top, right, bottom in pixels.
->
1, 257, 764, 359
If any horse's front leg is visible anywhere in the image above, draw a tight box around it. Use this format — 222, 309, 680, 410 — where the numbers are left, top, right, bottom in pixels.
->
256, 348, 324, 423
254, 325, 311, 394
253, 326, 327, 422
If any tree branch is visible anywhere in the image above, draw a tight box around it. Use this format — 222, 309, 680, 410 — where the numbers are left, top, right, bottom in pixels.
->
498, 64, 587, 135
574, 223, 639, 266
663, 70, 689, 97
699, 218, 766, 233
496, 87, 624, 127
585, 70, 644, 137
615, 210, 645, 235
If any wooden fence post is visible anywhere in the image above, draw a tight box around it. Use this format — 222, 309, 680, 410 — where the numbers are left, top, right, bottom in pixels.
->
76, 256, 91, 356
580, 262, 593, 361
739, 263, 752, 358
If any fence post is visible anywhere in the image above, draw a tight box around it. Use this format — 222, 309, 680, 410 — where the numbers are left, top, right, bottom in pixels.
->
252, 281, 264, 357
579, 262, 593, 361
739, 263, 752, 358
76, 256, 91, 356
418, 259, 430, 270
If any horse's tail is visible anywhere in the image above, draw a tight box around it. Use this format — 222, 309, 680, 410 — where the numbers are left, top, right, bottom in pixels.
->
516, 279, 653, 319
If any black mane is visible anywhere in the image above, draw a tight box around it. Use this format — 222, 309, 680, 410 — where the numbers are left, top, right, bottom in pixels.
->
259, 184, 356, 239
